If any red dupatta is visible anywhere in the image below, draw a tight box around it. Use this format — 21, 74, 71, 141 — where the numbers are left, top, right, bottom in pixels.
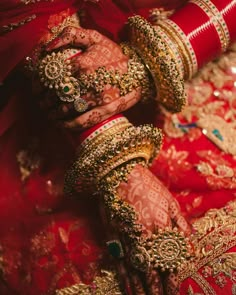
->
0, 0, 135, 82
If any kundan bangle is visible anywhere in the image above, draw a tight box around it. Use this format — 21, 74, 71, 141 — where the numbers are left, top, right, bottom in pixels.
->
151, 0, 236, 77
64, 115, 162, 193
128, 0, 236, 112
129, 16, 186, 113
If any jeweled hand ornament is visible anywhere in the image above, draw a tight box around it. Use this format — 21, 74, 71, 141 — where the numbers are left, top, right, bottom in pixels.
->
38, 49, 88, 112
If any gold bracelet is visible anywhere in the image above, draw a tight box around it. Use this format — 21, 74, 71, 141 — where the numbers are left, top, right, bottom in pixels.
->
100, 168, 192, 273
64, 121, 163, 194
120, 43, 156, 103
154, 25, 186, 79
128, 15, 186, 113
37, 41, 155, 112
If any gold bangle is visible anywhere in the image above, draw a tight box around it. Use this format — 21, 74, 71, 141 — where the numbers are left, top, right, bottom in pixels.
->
128, 15, 186, 113
64, 122, 163, 194
154, 25, 186, 79
120, 43, 156, 103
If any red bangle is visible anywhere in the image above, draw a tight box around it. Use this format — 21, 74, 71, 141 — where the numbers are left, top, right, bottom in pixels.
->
170, 0, 236, 68
78, 114, 125, 145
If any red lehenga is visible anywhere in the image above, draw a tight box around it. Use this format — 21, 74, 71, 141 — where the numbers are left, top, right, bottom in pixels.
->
0, 1, 236, 294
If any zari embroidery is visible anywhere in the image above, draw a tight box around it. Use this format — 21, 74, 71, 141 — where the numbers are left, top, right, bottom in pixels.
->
188, 285, 203, 295
196, 115, 236, 155
55, 270, 123, 295
2, 15, 36, 33
196, 150, 236, 190
179, 201, 236, 294
21, 0, 54, 4
157, 145, 192, 183
191, 272, 216, 295
202, 253, 236, 287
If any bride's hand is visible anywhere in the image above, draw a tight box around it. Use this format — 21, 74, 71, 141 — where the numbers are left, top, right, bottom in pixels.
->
117, 164, 191, 295
38, 26, 143, 130
118, 164, 190, 235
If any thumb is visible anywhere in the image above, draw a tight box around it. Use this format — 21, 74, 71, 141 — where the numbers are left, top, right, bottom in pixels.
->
46, 26, 102, 51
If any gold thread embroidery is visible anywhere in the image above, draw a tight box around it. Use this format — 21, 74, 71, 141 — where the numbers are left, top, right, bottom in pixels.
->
179, 201, 236, 294
157, 145, 192, 183
191, 272, 216, 295
21, 0, 54, 4
55, 270, 123, 295
163, 43, 236, 149
2, 15, 36, 33
188, 285, 203, 295
196, 115, 236, 155
196, 150, 236, 190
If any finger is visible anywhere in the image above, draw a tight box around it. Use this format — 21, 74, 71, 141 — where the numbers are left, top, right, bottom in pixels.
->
63, 89, 141, 129
174, 214, 191, 235
164, 272, 180, 295
145, 270, 164, 295
46, 27, 103, 51
169, 199, 191, 234
129, 270, 147, 295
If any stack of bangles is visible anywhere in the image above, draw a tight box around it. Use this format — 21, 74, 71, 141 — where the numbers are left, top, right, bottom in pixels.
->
35, 0, 236, 276
64, 114, 192, 273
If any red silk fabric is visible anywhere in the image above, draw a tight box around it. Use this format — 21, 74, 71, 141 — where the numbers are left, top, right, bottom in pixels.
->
0, 0, 134, 82
0, 1, 236, 294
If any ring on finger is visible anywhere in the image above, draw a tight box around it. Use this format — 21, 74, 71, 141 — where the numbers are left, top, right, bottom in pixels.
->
38, 50, 89, 113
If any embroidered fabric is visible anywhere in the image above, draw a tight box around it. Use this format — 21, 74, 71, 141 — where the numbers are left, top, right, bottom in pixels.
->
0, 1, 236, 295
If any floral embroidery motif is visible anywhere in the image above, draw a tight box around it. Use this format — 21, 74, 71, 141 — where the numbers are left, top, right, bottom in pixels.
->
163, 43, 236, 160
196, 150, 236, 190
155, 145, 192, 183
179, 201, 236, 294
215, 275, 227, 288
55, 270, 122, 295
